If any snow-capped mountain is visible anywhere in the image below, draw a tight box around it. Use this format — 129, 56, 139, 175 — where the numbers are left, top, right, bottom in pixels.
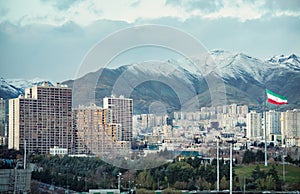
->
267, 54, 300, 71
64, 50, 300, 113
2, 50, 299, 113
0, 78, 53, 100
6, 78, 53, 92
0, 78, 23, 99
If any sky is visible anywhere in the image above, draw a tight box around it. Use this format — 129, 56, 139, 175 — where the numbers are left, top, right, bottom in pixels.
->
0, 0, 300, 82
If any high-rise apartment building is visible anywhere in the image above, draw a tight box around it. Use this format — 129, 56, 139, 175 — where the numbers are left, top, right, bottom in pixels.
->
0, 98, 6, 145
8, 82, 73, 154
246, 111, 262, 138
103, 95, 133, 141
73, 104, 123, 155
266, 110, 281, 142
281, 109, 300, 147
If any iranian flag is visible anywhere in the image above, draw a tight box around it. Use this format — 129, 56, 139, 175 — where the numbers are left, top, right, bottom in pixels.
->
266, 89, 288, 105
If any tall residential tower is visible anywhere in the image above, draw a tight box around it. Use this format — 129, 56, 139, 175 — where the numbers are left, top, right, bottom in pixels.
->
246, 111, 262, 138
8, 82, 73, 154
73, 104, 124, 155
103, 95, 133, 141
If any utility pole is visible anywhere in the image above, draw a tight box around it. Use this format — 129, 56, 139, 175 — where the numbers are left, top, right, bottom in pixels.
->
264, 97, 268, 166
117, 172, 122, 191
216, 136, 220, 192
230, 142, 233, 194
243, 176, 246, 194
226, 139, 237, 194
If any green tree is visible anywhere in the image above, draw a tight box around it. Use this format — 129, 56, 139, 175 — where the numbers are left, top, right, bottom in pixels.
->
257, 178, 266, 190
265, 175, 276, 190
174, 181, 188, 190
203, 165, 216, 183
201, 180, 212, 190
136, 170, 154, 189
267, 165, 281, 190
166, 162, 193, 184
252, 165, 266, 180
255, 150, 265, 162
220, 176, 228, 190
242, 150, 255, 164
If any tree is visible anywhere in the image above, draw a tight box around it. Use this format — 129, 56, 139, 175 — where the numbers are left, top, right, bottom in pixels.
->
202, 180, 212, 190
252, 165, 266, 180
255, 150, 264, 162
267, 165, 281, 190
187, 179, 197, 191
242, 150, 255, 164
136, 170, 154, 189
203, 165, 216, 183
220, 176, 228, 190
265, 175, 276, 190
174, 181, 188, 190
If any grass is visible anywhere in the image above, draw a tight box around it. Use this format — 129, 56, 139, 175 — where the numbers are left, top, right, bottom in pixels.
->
234, 163, 300, 184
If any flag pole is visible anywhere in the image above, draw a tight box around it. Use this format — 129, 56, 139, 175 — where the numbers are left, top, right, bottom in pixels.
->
264, 90, 268, 166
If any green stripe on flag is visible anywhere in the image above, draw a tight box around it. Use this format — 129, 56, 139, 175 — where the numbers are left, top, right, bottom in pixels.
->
266, 89, 287, 100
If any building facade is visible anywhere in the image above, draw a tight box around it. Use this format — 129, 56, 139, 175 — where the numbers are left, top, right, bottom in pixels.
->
266, 110, 281, 142
246, 111, 262, 138
103, 95, 133, 141
8, 82, 73, 154
281, 109, 300, 147
0, 98, 6, 145
73, 104, 124, 155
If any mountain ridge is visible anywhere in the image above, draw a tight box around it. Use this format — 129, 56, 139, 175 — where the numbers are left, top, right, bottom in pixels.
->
1, 51, 299, 113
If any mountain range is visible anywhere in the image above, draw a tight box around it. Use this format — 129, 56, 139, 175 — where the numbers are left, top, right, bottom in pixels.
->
1, 50, 300, 114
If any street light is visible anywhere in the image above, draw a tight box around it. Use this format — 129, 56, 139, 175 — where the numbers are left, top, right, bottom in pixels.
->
226, 139, 237, 194
216, 136, 220, 192
117, 172, 122, 191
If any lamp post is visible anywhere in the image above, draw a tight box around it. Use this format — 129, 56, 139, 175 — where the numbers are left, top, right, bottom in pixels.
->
117, 172, 122, 191
216, 136, 220, 192
226, 139, 237, 194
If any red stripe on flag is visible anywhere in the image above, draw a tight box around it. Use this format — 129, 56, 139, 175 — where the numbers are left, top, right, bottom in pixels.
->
268, 98, 288, 105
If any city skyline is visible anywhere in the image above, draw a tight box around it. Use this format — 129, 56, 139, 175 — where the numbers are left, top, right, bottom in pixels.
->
0, 0, 300, 81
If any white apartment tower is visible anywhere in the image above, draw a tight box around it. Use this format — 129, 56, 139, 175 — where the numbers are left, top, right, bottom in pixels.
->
281, 109, 300, 147
266, 110, 281, 142
246, 111, 262, 138
8, 82, 73, 154
103, 95, 133, 141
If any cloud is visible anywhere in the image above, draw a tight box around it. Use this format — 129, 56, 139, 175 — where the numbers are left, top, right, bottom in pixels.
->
0, 0, 299, 81
41, 0, 83, 10
130, 0, 141, 8
1, 0, 299, 27
165, 0, 300, 22
165, 0, 223, 13
264, 0, 300, 12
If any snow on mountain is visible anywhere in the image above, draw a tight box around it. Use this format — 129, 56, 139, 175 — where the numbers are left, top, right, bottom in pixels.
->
215, 52, 274, 82
166, 50, 276, 83
0, 78, 54, 100
6, 78, 54, 91
267, 54, 300, 71
0, 78, 23, 99
113, 50, 300, 86
2, 50, 300, 108
123, 61, 195, 85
